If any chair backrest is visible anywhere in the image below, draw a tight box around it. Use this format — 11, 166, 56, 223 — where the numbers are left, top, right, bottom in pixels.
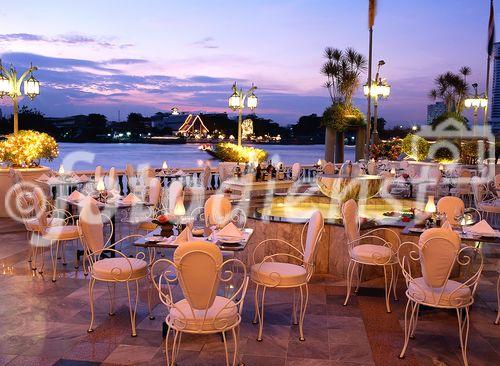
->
94, 165, 104, 181
437, 196, 465, 225
470, 176, 486, 206
125, 163, 135, 179
367, 160, 377, 175
418, 227, 460, 288
303, 210, 324, 264
32, 188, 49, 228
341, 199, 360, 242
79, 198, 105, 253
204, 194, 232, 227
291, 162, 301, 181
323, 163, 335, 175
168, 180, 184, 212
202, 165, 212, 189
107, 166, 117, 189
148, 177, 162, 206
218, 162, 237, 183
173, 241, 223, 310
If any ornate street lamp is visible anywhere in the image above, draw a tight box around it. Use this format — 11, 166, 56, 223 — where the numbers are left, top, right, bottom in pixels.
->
363, 60, 390, 144
228, 82, 257, 146
0, 61, 40, 134
464, 83, 488, 128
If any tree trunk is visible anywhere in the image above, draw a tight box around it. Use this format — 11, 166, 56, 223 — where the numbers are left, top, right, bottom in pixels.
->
324, 127, 336, 162
355, 128, 366, 161
335, 132, 344, 163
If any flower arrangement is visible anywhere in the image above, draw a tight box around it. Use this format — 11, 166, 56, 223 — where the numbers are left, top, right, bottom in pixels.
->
369, 139, 402, 161
0, 130, 59, 167
211, 142, 268, 163
401, 134, 430, 161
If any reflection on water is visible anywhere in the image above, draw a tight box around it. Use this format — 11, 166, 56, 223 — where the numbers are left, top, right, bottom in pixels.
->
48, 143, 356, 170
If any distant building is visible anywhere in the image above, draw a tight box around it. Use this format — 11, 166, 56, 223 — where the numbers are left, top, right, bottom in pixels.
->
426, 102, 446, 124
490, 42, 500, 134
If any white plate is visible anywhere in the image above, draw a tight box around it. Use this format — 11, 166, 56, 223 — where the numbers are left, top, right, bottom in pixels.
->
218, 236, 242, 244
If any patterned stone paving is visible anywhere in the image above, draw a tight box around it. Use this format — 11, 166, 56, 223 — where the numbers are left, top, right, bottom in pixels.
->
0, 218, 498, 366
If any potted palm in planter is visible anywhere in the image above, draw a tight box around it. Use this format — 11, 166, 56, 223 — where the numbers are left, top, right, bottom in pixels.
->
321, 47, 366, 163
0, 130, 58, 217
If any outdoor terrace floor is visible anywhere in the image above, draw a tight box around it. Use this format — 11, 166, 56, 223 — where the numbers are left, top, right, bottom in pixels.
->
0, 218, 498, 366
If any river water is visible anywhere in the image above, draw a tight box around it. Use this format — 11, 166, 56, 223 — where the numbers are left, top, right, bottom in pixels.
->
46, 143, 356, 171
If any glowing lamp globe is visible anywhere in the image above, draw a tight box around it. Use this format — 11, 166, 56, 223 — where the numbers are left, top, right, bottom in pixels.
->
0, 73, 10, 97
228, 91, 240, 110
247, 92, 258, 110
424, 195, 436, 214
96, 178, 106, 192
173, 198, 186, 217
363, 83, 370, 97
479, 98, 488, 108
464, 99, 472, 108
24, 74, 40, 100
58, 164, 65, 175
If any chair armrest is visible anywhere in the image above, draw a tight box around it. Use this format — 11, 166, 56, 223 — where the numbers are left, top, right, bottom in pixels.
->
252, 238, 303, 265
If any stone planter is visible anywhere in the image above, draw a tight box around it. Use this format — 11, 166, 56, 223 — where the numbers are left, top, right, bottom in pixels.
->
0, 166, 51, 218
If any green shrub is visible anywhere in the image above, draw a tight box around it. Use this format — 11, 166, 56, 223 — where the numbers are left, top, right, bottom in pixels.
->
321, 103, 365, 132
401, 134, 429, 161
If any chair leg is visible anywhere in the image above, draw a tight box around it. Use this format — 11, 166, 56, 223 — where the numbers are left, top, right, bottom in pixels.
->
256, 286, 267, 341
292, 288, 298, 325
392, 264, 399, 301
87, 277, 96, 333
170, 329, 180, 366
383, 265, 392, 313
343, 260, 356, 306
495, 275, 499, 325
107, 282, 116, 316
456, 307, 470, 366
355, 264, 364, 293
125, 280, 140, 337
298, 284, 309, 341
51, 241, 60, 282
61, 241, 67, 265
232, 326, 242, 366
252, 284, 259, 324
165, 324, 172, 366
399, 298, 418, 359
222, 331, 230, 366
147, 274, 155, 320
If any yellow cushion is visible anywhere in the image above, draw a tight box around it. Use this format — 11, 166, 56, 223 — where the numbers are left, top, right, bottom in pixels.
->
351, 244, 393, 264
43, 225, 80, 240
92, 257, 148, 281
26, 217, 64, 232
251, 262, 307, 287
407, 277, 471, 307
168, 296, 238, 331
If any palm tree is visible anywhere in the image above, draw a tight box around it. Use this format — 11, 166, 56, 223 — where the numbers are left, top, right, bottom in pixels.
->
429, 68, 470, 115
321, 47, 366, 105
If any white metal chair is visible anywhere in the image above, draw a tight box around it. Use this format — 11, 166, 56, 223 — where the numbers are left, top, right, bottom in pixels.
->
291, 162, 302, 182
342, 199, 401, 313
94, 165, 104, 182
436, 196, 481, 226
397, 228, 483, 366
495, 273, 500, 325
151, 241, 249, 366
78, 199, 148, 336
251, 210, 324, 341
471, 176, 499, 227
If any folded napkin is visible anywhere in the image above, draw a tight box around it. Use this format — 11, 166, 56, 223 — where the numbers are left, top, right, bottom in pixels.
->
79, 174, 89, 182
38, 173, 50, 182
464, 219, 497, 237
68, 190, 85, 202
217, 222, 243, 240
176, 170, 186, 176
173, 227, 193, 245
47, 177, 60, 184
81, 195, 100, 206
122, 193, 141, 204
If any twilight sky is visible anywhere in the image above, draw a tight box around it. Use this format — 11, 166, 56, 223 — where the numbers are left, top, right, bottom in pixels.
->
0, 0, 497, 126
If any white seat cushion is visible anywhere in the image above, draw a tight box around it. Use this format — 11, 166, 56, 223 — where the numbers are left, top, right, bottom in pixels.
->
43, 225, 80, 240
251, 262, 307, 287
407, 277, 471, 307
26, 217, 64, 232
351, 244, 393, 264
169, 296, 238, 331
92, 258, 148, 281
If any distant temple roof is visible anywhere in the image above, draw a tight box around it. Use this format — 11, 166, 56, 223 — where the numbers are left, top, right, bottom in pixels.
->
177, 114, 209, 134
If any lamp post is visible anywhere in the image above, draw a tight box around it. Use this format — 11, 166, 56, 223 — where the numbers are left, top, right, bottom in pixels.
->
464, 83, 488, 129
363, 60, 390, 145
228, 82, 257, 147
0, 61, 40, 134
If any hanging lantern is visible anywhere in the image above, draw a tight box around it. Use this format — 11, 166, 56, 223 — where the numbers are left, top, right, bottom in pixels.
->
24, 73, 40, 100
